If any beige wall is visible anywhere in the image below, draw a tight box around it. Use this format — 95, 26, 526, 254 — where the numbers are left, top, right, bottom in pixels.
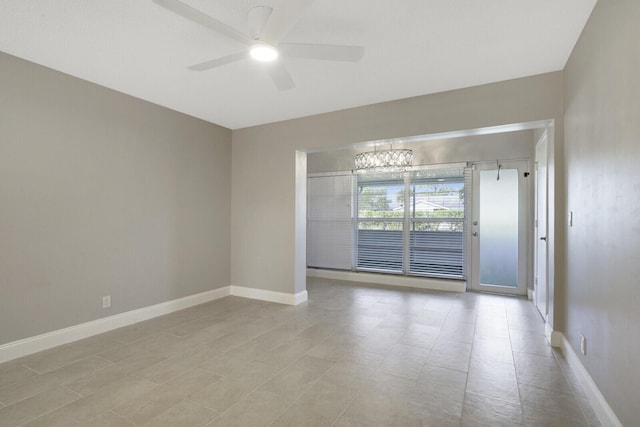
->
563, 0, 640, 424
0, 52, 232, 345
232, 72, 563, 328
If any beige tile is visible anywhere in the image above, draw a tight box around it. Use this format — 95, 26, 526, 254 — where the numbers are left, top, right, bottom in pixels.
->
397, 323, 440, 349
0, 364, 37, 388
413, 364, 467, 417
188, 362, 273, 413
0, 373, 58, 406
513, 351, 574, 393
23, 409, 84, 427
135, 346, 214, 384
461, 392, 523, 426
270, 377, 357, 427
97, 332, 184, 363
475, 320, 511, 339
519, 383, 588, 426
253, 337, 316, 372
48, 355, 114, 381
0, 356, 113, 405
204, 390, 292, 427
201, 328, 258, 354
144, 399, 217, 427
226, 327, 300, 360
258, 355, 334, 400
65, 353, 166, 396
0, 385, 80, 426
90, 410, 136, 426
471, 335, 514, 364
509, 330, 554, 357
198, 348, 266, 376
425, 340, 472, 372
335, 389, 460, 427
164, 314, 229, 338
378, 343, 429, 379
466, 358, 520, 405
112, 368, 221, 424
318, 361, 373, 392
19, 335, 121, 373
0, 280, 603, 427
45, 375, 158, 422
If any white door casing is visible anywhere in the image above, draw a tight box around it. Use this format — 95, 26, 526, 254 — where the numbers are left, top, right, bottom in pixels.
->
534, 132, 549, 319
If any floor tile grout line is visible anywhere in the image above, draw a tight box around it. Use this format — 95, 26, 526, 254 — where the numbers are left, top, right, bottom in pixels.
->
196, 345, 316, 423
329, 390, 362, 427
2, 280, 603, 427
549, 349, 597, 425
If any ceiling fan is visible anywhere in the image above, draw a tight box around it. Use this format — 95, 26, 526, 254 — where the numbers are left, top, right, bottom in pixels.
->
153, 0, 365, 91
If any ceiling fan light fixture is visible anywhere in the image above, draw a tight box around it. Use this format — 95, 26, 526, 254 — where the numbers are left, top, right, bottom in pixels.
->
250, 44, 279, 62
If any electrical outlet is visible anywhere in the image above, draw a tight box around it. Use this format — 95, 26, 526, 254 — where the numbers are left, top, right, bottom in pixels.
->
102, 295, 111, 309
580, 334, 587, 355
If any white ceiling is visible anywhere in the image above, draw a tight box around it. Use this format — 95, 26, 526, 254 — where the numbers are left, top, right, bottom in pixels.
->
0, 0, 596, 130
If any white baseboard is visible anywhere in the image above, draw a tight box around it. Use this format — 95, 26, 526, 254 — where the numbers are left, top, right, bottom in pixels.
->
0, 286, 231, 364
0, 284, 308, 364
527, 288, 534, 300
559, 333, 622, 427
307, 268, 466, 293
230, 286, 308, 305
544, 322, 563, 348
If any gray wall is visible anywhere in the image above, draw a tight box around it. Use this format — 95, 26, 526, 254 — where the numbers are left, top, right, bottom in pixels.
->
308, 131, 535, 174
0, 52, 232, 345
563, 0, 640, 424
232, 72, 563, 326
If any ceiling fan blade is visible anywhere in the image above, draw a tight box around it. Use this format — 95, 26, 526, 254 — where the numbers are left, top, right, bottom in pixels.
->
279, 43, 365, 62
188, 52, 247, 71
260, 0, 315, 44
266, 62, 295, 91
153, 0, 252, 46
247, 6, 273, 40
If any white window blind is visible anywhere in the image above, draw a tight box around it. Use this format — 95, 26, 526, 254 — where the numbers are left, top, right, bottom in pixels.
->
307, 174, 353, 270
306, 165, 467, 280
355, 175, 405, 272
408, 171, 465, 277
355, 166, 466, 279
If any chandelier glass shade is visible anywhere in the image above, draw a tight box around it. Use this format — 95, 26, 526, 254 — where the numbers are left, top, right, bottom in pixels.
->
354, 148, 413, 172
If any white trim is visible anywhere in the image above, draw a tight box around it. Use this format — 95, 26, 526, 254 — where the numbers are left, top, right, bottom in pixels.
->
307, 268, 466, 292
293, 290, 309, 305
306, 120, 554, 153
559, 333, 623, 427
230, 286, 307, 305
544, 322, 563, 348
527, 288, 534, 300
0, 286, 231, 364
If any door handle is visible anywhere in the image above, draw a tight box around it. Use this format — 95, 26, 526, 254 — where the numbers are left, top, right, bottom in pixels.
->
540, 236, 547, 241
473, 232, 478, 237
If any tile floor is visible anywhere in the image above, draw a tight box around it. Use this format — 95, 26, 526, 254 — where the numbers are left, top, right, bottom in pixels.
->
0, 278, 601, 426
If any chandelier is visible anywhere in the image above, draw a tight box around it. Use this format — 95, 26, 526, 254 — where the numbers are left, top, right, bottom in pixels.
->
354, 147, 413, 172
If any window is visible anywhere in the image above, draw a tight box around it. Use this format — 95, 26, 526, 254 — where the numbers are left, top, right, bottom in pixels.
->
408, 177, 465, 277
356, 176, 404, 272
307, 165, 467, 280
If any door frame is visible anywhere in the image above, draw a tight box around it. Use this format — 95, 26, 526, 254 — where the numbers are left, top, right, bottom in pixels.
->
534, 131, 549, 320
470, 160, 530, 295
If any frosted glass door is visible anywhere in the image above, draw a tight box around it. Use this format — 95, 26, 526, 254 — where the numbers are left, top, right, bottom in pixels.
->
479, 169, 518, 287
471, 161, 528, 295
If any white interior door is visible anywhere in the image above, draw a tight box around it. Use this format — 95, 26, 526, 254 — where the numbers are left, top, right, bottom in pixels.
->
534, 134, 549, 319
471, 161, 528, 295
